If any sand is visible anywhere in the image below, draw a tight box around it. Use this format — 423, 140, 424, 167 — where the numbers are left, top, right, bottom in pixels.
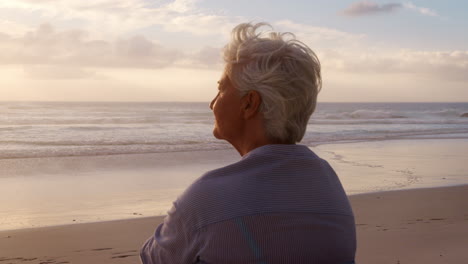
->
0, 217, 160, 263
2, 139, 468, 231
352, 185, 468, 264
1, 185, 467, 264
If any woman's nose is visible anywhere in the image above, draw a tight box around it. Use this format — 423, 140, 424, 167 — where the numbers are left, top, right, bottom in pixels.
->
209, 99, 214, 110
210, 93, 218, 110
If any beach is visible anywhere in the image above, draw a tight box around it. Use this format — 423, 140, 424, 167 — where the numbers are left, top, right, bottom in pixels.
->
2, 0, 468, 261
2, 138, 467, 231
1, 185, 467, 264
1, 102, 468, 263
1, 138, 467, 263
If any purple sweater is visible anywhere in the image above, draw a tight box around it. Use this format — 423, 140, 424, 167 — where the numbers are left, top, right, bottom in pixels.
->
141, 144, 356, 264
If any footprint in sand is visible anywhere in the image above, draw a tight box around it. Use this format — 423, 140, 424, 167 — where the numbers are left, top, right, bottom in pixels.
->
111, 254, 138, 259
112, 250, 138, 255
0, 257, 24, 262
91, 248, 113, 251
20, 258, 38, 261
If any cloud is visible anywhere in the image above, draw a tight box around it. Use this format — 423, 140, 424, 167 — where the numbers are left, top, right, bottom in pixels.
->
191, 46, 223, 67
403, 2, 438, 17
270, 20, 467, 82
0, 0, 456, 84
0, 0, 238, 39
0, 23, 227, 79
341, 1, 402, 17
322, 49, 468, 81
164, 0, 201, 13
0, 23, 181, 69
342, 1, 438, 17
275, 20, 366, 49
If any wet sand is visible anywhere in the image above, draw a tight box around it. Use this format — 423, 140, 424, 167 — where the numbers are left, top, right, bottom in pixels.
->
2, 139, 467, 231
1, 185, 467, 264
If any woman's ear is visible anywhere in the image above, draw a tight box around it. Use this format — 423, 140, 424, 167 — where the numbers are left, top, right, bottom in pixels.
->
241, 90, 261, 119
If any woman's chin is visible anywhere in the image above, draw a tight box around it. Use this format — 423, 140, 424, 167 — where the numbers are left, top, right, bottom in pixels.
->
212, 128, 222, 139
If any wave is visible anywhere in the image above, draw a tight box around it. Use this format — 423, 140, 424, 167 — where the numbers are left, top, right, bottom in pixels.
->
0, 114, 213, 126
315, 108, 467, 120
319, 109, 406, 119
423, 109, 465, 117
0, 139, 205, 147
3, 108, 466, 127
310, 118, 468, 125
2, 129, 468, 159
302, 130, 468, 145
0, 141, 231, 159
2, 102, 467, 160
0, 125, 142, 132
0, 117, 163, 125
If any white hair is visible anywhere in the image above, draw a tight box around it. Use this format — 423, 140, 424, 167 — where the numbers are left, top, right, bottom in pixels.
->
223, 22, 322, 143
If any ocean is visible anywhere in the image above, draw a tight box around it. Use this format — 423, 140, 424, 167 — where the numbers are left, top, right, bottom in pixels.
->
2, 102, 468, 159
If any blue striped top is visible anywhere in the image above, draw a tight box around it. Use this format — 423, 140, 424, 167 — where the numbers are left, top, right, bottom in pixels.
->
140, 144, 356, 264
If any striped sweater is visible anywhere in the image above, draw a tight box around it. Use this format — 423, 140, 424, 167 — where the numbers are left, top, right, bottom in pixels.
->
141, 144, 356, 264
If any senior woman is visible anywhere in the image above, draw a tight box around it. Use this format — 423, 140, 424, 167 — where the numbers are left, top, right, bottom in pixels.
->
141, 23, 356, 264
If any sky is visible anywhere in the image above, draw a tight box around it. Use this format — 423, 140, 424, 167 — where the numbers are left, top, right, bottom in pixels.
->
0, 0, 467, 102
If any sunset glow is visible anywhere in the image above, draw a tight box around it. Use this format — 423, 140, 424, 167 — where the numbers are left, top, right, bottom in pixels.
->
1, 0, 467, 102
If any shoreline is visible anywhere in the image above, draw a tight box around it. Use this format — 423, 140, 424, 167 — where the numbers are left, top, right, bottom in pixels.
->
1, 138, 467, 231
2, 133, 468, 161
2, 183, 468, 234
1, 185, 467, 263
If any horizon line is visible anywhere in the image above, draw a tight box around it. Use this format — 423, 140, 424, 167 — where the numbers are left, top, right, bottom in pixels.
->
1, 100, 468, 104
